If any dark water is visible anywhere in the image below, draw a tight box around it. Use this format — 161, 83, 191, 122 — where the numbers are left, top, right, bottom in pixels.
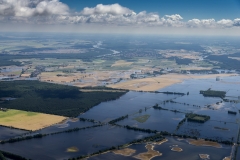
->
0, 125, 153, 160
80, 91, 179, 122
117, 108, 185, 133
177, 120, 238, 141
236, 146, 240, 160
0, 126, 28, 140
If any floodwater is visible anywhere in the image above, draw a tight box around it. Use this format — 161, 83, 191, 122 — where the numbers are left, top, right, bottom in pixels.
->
89, 136, 231, 160
0, 125, 153, 160
117, 108, 185, 133
0, 126, 28, 140
80, 91, 179, 122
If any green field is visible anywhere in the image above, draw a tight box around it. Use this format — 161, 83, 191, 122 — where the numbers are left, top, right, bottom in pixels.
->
133, 115, 150, 123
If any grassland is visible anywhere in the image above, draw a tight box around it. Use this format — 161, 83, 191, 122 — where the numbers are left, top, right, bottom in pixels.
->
0, 109, 66, 131
133, 115, 150, 123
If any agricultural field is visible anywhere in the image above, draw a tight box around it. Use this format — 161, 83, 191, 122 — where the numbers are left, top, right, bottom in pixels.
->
0, 109, 66, 131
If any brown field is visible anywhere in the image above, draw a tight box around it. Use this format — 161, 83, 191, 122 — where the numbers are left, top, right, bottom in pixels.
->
113, 148, 136, 156
134, 144, 162, 160
188, 139, 222, 148
20, 73, 31, 77
108, 73, 237, 91
0, 109, 66, 131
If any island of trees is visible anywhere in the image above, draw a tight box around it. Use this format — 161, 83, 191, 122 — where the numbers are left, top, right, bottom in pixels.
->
200, 89, 226, 98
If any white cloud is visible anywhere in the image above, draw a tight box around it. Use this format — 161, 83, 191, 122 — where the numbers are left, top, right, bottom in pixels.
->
233, 18, 240, 26
0, 0, 69, 19
81, 3, 135, 16
0, 1, 239, 30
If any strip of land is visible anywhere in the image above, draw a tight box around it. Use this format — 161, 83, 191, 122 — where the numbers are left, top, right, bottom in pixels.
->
0, 109, 66, 131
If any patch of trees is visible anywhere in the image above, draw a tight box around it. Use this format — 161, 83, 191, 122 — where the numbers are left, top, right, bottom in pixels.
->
79, 118, 101, 124
207, 55, 240, 70
200, 89, 226, 98
108, 115, 128, 124
156, 91, 185, 95
186, 113, 210, 123
124, 125, 157, 134
228, 111, 237, 115
0, 81, 127, 117
167, 57, 193, 65
0, 150, 27, 160
176, 118, 186, 130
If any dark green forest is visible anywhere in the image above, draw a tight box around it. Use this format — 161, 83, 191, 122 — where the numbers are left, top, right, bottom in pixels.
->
0, 81, 127, 117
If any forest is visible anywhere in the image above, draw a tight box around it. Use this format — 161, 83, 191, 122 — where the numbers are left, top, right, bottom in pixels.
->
0, 81, 127, 117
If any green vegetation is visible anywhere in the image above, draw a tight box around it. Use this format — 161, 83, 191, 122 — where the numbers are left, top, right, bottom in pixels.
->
0, 152, 6, 160
109, 115, 128, 124
228, 111, 237, 115
0, 150, 27, 160
0, 81, 127, 117
186, 113, 210, 123
200, 89, 226, 98
133, 115, 150, 123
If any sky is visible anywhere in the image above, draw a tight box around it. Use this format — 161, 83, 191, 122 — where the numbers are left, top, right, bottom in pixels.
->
0, 0, 240, 35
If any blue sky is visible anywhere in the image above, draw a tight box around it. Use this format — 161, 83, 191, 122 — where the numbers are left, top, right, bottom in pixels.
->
60, 0, 240, 20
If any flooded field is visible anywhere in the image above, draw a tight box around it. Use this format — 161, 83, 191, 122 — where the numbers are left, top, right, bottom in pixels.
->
0, 125, 153, 160
35, 118, 96, 135
80, 91, 179, 122
117, 108, 185, 133
0, 126, 28, 140
89, 137, 231, 160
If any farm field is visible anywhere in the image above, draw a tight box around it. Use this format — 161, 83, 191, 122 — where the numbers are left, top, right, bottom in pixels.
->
0, 109, 66, 131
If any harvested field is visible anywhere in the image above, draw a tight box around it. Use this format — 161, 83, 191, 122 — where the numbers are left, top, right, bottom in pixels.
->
0, 109, 66, 131
108, 73, 237, 91
188, 139, 221, 148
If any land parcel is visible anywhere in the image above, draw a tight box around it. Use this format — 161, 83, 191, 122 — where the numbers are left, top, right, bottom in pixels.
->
0, 109, 65, 131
